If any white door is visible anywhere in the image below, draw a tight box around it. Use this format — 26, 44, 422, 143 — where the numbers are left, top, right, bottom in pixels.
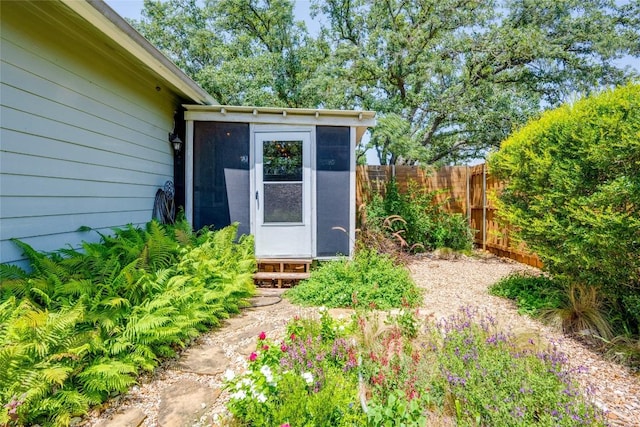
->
255, 132, 312, 258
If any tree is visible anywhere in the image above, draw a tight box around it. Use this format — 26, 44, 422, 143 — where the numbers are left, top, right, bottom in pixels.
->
134, 0, 640, 164
315, 0, 640, 164
134, 0, 324, 107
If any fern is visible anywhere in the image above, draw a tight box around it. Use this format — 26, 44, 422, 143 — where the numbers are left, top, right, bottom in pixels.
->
0, 263, 28, 285
38, 389, 94, 427
143, 220, 179, 271
77, 358, 137, 395
1, 221, 257, 425
9, 239, 49, 275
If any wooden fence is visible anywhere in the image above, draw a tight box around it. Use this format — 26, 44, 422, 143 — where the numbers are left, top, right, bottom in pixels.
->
356, 164, 542, 268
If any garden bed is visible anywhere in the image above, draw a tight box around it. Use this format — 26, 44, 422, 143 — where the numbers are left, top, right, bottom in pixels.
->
84, 254, 640, 427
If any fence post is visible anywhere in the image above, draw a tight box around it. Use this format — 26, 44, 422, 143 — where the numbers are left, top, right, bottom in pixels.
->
466, 165, 471, 226
482, 163, 487, 251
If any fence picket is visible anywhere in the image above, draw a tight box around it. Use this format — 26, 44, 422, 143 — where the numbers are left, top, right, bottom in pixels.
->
356, 164, 542, 268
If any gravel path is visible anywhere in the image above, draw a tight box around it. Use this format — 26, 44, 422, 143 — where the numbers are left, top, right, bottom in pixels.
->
85, 255, 640, 427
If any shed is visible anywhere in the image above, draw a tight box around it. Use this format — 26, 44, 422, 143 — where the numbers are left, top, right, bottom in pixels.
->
182, 105, 375, 260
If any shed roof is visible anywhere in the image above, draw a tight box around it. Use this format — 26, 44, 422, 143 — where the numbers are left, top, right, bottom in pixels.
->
184, 104, 376, 141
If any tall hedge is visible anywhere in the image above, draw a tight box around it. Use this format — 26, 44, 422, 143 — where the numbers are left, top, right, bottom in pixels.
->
489, 83, 640, 332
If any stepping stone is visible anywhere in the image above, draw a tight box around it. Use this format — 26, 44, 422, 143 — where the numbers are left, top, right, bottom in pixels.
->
93, 408, 146, 427
249, 295, 282, 307
239, 341, 257, 357
222, 315, 251, 330
256, 288, 287, 297
176, 346, 229, 375
227, 326, 265, 346
157, 380, 221, 427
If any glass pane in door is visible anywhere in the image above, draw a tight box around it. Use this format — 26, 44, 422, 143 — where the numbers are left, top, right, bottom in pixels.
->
263, 140, 303, 181
263, 140, 303, 223
264, 183, 302, 222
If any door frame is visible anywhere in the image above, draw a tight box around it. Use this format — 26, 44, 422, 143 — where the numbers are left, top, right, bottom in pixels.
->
250, 124, 316, 258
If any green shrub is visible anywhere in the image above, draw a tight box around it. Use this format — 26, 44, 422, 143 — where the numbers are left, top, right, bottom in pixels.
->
365, 179, 473, 252
489, 273, 565, 316
285, 249, 421, 309
489, 83, 640, 335
0, 221, 255, 426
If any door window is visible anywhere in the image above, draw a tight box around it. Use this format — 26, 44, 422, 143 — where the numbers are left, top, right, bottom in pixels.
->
262, 140, 303, 223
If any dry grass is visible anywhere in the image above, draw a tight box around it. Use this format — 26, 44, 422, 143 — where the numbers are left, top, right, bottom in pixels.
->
542, 283, 613, 340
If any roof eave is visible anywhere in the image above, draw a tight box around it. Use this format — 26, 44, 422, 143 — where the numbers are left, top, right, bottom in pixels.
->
184, 105, 375, 143
184, 104, 376, 125
61, 0, 217, 105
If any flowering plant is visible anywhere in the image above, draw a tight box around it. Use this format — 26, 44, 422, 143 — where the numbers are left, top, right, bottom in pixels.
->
223, 321, 365, 427
223, 307, 605, 427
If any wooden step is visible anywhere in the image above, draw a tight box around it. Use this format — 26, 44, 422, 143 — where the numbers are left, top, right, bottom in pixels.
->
257, 258, 312, 263
256, 259, 311, 273
254, 259, 312, 288
253, 272, 311, 280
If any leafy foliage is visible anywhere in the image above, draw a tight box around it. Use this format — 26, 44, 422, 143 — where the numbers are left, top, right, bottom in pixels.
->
134, 0, 322, 108
224, 307, 606, 426
489, 273, 565, 316
364, 179, 473, 252
285, 249, 421, 309
431, 307, 605, 426
0, 220, 255, 426
224, 311, 365, 426
489, 83, 640, 336
134, 0, 639, 164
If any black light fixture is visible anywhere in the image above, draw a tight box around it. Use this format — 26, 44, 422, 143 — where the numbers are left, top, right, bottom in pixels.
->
169, 132, 183, 153
169, 110, 182, 153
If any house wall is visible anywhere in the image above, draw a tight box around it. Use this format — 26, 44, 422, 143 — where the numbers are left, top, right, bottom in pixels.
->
0, 2, 180, 265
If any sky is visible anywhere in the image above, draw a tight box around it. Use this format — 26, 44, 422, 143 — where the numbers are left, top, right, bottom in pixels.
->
105, 0, 323, 32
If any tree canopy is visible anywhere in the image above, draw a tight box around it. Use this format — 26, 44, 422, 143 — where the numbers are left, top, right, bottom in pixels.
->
134, 0, 640, 165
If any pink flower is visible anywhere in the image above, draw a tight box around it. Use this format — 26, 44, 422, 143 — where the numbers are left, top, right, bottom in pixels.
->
280, 343, 288, 352
280, 424, 291, 427
290, 333, 296, 341
249, 352, 257, 362
262, 345, 269, 351
258, 331, 266, 341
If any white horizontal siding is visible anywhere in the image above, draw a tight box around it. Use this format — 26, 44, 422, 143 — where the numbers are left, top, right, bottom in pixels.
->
1, 196, 153, 219
0, 3, 182, 264
1, 129, 171, 176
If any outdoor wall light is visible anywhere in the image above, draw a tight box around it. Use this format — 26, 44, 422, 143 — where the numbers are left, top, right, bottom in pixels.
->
169, 132, 183, 153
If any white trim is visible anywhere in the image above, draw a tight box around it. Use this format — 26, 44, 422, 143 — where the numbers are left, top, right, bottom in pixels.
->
252, 124, 315, 133
185, 104, 375, 119
310, 126, 317, 258
185, 111, 374, 129
185, 120, 194, 225
249, 123, 256, 237
349, 127, 357, 257
184, 105, 375, 131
